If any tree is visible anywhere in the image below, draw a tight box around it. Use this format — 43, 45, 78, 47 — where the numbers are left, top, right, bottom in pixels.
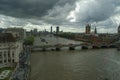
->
23, 36, 34, 45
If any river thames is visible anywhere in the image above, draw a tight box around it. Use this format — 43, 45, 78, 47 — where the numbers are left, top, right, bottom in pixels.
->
30, 48, 120, 80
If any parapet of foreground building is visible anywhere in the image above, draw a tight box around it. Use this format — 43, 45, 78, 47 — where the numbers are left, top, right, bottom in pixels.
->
3, 28, 26, 40
0, 33, 23, 67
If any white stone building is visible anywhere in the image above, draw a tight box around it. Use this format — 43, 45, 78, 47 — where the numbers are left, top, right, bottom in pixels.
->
3, 28, 26, 40
0, 33, 23, 67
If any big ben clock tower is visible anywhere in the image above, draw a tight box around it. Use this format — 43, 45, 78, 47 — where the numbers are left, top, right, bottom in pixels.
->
118, 24, 120, 34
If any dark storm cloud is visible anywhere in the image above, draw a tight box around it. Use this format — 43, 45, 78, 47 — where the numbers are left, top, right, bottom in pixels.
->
0, 0, 120, 33
42, 0, 77, 25
0, 0, 120, 23
0, 0, 60, 18
56, 0, 77, 6
72, 0, 120, 23
40, 0, 120, 28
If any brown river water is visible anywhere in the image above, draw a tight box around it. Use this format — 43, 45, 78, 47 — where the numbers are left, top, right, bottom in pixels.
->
30, 48, 120, 80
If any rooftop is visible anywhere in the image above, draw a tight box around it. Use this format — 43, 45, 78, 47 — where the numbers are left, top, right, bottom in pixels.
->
0, 33, 16, 43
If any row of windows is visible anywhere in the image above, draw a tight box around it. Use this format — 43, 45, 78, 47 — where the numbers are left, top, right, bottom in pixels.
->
0, 51, 15, 57
0, 59, 15, 63
0, 43, 17, 46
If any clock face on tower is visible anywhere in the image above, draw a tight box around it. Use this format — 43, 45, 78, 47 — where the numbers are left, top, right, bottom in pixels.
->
118, 27, 120, 34
119, 27, 120, 31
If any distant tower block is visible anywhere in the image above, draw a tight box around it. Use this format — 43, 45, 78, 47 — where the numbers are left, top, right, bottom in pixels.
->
50, 26, 52, 34
56, 26, 59, 34
118, 24, 120, 34
94, 26, 97, 34
85, 24, 91, 34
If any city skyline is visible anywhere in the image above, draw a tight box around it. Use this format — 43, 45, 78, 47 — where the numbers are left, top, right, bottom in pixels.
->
0, 0, 120, 33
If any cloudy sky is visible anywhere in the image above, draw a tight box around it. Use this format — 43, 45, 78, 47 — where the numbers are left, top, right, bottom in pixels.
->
0, 0, 120, 33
